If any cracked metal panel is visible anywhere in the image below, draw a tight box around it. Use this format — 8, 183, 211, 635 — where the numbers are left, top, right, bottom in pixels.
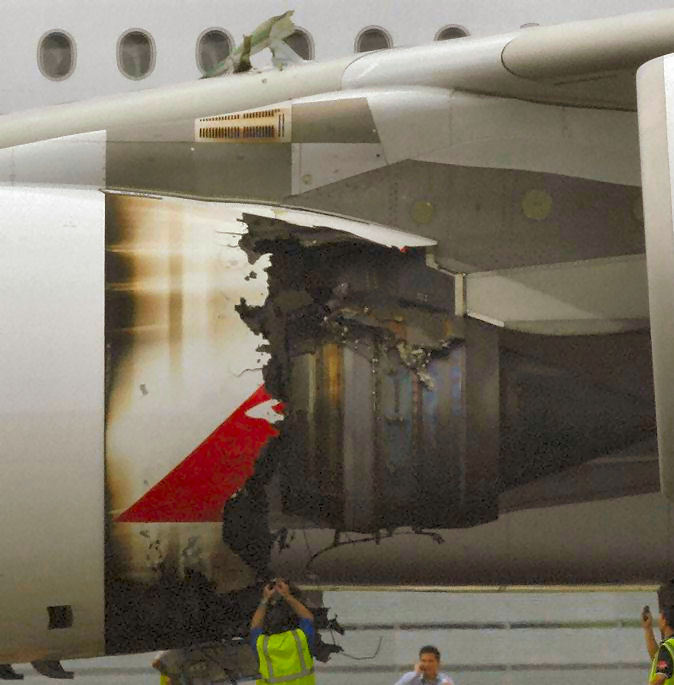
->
234, 223, 500, 531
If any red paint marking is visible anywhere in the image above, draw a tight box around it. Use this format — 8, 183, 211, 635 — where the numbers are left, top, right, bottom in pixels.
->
117, 385, 283, 523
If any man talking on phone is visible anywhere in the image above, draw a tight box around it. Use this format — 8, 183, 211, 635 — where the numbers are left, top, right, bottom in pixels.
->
642, 581, 674, 684
250, 578, 316, 685
394, 645, 455, 685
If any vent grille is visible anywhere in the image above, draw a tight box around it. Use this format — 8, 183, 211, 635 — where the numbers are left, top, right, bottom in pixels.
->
195, 106, 290, 143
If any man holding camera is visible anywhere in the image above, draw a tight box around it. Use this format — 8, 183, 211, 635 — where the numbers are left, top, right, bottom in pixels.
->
250, 578, 316, 685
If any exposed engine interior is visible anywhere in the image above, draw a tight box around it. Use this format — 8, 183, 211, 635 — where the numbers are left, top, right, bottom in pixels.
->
233, 213, 655, 537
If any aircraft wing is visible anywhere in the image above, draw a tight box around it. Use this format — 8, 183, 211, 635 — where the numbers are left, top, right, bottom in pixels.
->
3, 8, 674, 149
501, 10, 674, 83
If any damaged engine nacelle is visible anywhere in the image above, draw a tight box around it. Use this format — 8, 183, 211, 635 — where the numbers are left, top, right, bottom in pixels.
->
240, 215, 500, 533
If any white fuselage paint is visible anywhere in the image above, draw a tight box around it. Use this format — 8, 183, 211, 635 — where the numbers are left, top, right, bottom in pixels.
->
0, 187, 105, 662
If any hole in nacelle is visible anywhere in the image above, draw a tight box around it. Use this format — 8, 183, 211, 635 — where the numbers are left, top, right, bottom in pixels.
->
47, 605, 73, 629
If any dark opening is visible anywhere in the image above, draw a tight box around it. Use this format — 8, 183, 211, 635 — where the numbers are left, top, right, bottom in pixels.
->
197, 29, 232, 74
38, 31, 75, 80
355, 27, 391, 52
436, 26, 468, 40
284, 29, 313, 60
47, 605, 73, 630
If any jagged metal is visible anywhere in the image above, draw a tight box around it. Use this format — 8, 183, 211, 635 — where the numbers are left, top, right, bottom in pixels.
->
202, 10, 297, 78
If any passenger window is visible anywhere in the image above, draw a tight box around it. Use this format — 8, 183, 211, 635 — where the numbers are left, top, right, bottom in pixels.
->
117, 30, 155, 79
284, 28, 313, 60
38, 31, 75, 80
435, 25, 469, 40
355, 27, 392, 53
196, 28, 233, 75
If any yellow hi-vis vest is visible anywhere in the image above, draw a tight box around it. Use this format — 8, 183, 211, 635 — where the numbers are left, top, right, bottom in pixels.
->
650, 638, 674, 684
256, 628, 315, 685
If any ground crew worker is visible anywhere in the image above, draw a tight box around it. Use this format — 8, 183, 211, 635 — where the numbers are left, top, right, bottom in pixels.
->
642, 581, 674, 684
250, 578, 315, 685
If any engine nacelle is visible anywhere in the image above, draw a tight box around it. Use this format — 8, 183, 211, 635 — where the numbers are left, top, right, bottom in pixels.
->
238, 217, 501, 532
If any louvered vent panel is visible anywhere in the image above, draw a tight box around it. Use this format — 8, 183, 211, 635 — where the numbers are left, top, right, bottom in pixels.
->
195, 106, 291, 143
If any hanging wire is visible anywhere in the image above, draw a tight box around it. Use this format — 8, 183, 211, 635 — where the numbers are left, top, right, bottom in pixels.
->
304, 528, 445, 572
338, 636, 384, 661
